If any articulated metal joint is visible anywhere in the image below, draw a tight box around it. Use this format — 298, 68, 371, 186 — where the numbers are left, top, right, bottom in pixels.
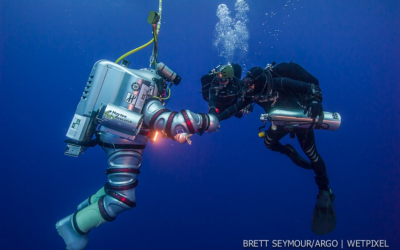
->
104, 181, 139, 192
199, 113, 210, 132
105, 168, 140, 175
106, 190, 137, 208
149, 108, 170, 129
165, 111, 178, 138
98, 196, 115, 222
181, 109, 195, 134
205, 114, 219, 133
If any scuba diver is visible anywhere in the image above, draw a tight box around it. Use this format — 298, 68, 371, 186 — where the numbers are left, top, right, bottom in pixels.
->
200, 63, 247, 118
214, 62, 338, 235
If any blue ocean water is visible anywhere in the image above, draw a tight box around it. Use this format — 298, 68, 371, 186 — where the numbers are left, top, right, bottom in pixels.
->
1, 0, 399, 249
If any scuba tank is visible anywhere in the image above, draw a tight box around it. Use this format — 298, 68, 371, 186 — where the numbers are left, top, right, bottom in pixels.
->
259, 108, 341, 133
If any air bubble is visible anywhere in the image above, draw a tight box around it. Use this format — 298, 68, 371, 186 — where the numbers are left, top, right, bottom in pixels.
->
213, 0, 249, 63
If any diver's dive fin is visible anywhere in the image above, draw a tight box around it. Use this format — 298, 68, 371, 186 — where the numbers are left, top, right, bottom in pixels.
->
284, 144, 313, 170
311, 190, 336, 235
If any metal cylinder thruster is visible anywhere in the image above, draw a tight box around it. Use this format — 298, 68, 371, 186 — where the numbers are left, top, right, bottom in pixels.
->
260, 108, 341, 132
97, 103, 143, 137
156, 62, 181, 85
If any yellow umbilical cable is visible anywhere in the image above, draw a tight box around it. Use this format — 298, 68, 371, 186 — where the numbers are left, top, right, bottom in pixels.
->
155, 88, 171, 100
115, 40, 154, 64
115, 0, 162, 64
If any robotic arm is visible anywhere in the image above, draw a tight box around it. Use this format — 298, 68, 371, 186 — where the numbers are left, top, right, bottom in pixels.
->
142, 98, 219, 144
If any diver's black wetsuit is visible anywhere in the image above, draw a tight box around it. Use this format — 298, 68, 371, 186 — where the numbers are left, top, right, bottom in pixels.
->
200, 64, 244, 117
217, 62, 330, 191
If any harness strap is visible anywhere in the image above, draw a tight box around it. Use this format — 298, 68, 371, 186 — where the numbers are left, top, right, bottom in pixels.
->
309, 113, 324, 129
315, 113, 324, 129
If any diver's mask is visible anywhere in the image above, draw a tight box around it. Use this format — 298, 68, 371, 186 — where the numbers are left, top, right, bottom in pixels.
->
243, 67, 269, 96
217, 76, 230, 85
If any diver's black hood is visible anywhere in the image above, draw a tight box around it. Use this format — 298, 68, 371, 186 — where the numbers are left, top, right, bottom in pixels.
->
231, 63, 242, 79
245, 67, 268, 94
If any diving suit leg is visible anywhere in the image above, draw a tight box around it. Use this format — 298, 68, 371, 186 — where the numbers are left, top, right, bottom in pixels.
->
296, 128, 336, 235
99, 147, 142, 219
296, 128, 329, 188
263, 125, 312, 169
56, 147, 142, 249
283, 144, 313, 170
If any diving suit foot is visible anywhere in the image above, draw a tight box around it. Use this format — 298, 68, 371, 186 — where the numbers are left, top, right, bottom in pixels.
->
311, 190, 336, 235
284, 144, 313, 170
56, 214, 89, 250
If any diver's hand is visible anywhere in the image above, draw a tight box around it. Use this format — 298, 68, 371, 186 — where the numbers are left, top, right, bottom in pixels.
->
304, 100, 323, 119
